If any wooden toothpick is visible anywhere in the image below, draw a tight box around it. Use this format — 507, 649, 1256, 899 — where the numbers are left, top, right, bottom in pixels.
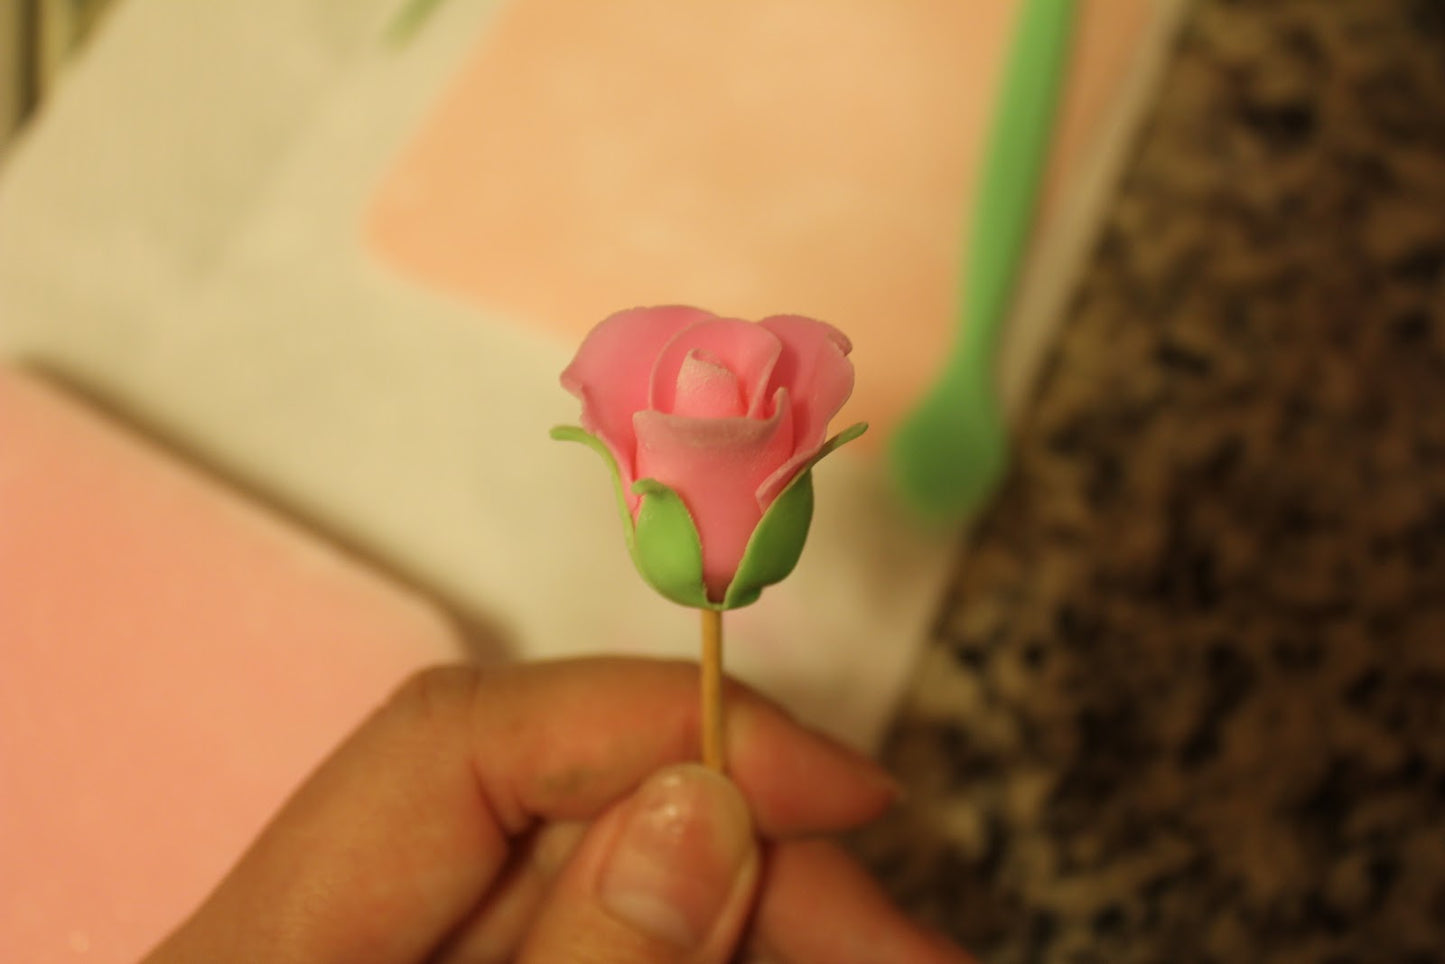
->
701, 608, 725, 772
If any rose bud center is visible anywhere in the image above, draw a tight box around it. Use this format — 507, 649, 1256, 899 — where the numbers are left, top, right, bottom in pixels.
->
670, 349, 749, 420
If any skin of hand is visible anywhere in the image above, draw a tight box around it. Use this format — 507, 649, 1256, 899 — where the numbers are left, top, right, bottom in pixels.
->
142, 657, 973, 963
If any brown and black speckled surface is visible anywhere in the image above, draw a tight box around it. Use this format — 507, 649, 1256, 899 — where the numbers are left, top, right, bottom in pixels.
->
861, 1, 1445, 961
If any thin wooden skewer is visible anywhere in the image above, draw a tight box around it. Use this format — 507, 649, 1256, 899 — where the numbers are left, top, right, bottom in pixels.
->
700, 607, 725, 772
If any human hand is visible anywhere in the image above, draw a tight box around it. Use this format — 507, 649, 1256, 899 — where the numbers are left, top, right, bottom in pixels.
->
143, 658, 971, 963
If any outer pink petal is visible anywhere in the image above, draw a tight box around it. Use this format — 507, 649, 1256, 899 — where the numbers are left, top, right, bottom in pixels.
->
649, 318, 783, 418
561, 306, 715, 491
755, 315, 855, 504
634, 395, 795, 602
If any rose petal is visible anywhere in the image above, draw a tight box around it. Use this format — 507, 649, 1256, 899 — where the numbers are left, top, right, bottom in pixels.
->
649, 318, 783, 418
672, 350, 747, 419
634, 392, 795, 601
755, 315, 855, 504
561, 306, 714, 489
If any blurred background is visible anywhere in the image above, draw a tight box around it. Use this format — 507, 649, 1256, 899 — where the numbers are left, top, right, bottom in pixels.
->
1, 0, 117, 155
855, 2, 1445, 961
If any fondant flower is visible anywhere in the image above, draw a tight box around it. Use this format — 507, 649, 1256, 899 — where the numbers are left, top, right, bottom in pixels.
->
553, 306, 865, 609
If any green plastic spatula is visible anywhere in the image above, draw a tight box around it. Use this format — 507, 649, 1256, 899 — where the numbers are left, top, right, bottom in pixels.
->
890, 0, 1076, 520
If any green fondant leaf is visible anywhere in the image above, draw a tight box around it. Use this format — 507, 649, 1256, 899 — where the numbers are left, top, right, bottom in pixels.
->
554, 422, 869, 612
718, 422, 869, 611
630, 478, 711, 609
814, 421, 869, 463
550, 425, 635, 554
722, 470, 814, 609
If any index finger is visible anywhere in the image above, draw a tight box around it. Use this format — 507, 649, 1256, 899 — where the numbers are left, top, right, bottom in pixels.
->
146, 657, 899, 964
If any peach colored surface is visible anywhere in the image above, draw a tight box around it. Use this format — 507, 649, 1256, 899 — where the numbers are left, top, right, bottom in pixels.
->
367, 0, 1152, 447
0, 370, 463, 963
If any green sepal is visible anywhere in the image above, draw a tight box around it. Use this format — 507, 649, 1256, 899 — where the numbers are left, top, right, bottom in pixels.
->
630, 478, 711, 608
552, 421, 868, 612
720, 421, 868, 610
719, 471, 812, 609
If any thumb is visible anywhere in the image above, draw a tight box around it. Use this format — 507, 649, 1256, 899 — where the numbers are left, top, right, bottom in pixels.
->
516, 763, 760, 963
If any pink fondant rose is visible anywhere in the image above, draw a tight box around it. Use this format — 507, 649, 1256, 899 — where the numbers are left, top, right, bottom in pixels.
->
554, 306, 864, 609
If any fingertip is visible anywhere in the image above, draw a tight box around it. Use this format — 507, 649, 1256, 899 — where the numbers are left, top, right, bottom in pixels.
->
517, 763, 761, 963
596, 765, 757, 949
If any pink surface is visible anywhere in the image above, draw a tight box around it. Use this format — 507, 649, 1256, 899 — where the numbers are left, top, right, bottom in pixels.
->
0, 370, 464, 962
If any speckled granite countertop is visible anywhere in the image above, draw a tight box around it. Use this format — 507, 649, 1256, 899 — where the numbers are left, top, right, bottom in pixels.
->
860, 1, 1445, 961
